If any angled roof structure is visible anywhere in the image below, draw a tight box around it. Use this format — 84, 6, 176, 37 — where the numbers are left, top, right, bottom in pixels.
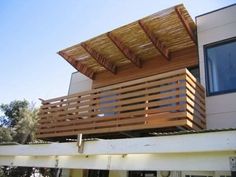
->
58, 4, 196, 79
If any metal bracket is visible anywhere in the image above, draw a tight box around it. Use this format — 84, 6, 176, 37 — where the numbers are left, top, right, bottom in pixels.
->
77, 133, 84, 153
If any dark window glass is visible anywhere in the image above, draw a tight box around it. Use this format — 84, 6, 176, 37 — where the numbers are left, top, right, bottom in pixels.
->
188, 67, 200, 82
185, 175, 213, 177
205, 38, 236, 96
129, 171, 157, 177
88, 170, 109, 177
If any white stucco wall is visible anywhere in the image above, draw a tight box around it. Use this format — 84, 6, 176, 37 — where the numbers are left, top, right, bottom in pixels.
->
196, 4, 236, 129
68, 72, 92, 95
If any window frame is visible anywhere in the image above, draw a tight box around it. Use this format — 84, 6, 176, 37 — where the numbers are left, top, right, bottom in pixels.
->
204, 37, 236, 96
128, 171, 157, 177
88, 169, 109, 177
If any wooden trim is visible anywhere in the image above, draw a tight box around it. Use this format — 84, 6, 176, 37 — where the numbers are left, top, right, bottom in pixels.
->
81, 42, 117, 74
39, 83, 185, 114
93, 46, 198, 88
38, 112, 186, 134
138, 20, 170, 60
186, 105, 205, 123
39, 105, 186, 127
36, 68, 205, 139
107, 32, 142, 68
58, 51, 95, 79
37, 119, 188, 138
41, 75, 185, 109
175, 6, 197, 43
39, 90, 186, 117
41, 69, 187, 104
39, 96, 186, 122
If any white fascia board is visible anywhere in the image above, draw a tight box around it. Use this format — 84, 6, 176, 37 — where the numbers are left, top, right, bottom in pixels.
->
0, 130, 235, 156
0, 152, 235, 171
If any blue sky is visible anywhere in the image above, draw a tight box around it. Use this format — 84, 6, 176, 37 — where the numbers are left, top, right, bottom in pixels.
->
0, 0, 235, 106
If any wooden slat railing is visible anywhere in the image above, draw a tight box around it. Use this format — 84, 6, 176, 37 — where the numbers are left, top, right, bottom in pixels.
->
36, 69, 206, 139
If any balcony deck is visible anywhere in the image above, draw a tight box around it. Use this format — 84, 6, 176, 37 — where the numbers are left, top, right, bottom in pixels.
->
36, 69, 205, 140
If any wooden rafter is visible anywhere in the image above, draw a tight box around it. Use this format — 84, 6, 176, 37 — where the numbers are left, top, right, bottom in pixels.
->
138, 20, 170, 60
107, 32, 142, 68
81, 43, 117, 74
58, 51, 95, 79
175, 6, 197, 43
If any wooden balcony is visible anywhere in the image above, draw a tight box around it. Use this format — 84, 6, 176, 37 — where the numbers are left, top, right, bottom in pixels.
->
36, 69, 206, 140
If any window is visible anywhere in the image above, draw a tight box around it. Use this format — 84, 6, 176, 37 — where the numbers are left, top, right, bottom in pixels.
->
129, 171, 157, 177
182, 171, 214, 177
185, 175, 213, 177
188, 67, 200, 82
204, 37, 236, 96
88, 170, 109, 177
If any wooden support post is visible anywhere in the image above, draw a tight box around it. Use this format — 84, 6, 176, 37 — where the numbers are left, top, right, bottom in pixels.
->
175, 6, 197, 43
138, 20, 170, 60
81, 43, 117, 74
77, 133, 84, 153
107, 32, 142, 68
58, 51, 95, 79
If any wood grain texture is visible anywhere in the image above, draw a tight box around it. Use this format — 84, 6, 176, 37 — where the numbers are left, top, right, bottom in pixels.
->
57, 4, 196, 78
175, 6, 196, 43
138, 20, 170, 60
81, 42, 117, 74
107, 32, 142, 68
93, 46, 198, 88
36, 69, 205, 140
58, 51, 95, 79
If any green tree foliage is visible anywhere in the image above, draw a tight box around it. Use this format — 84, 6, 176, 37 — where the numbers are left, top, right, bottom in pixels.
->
0, 100, 29, 127
0, 100, 62, 177
0, 100, 38, 144
0, 127, 12, 142
0, 100, 39, 177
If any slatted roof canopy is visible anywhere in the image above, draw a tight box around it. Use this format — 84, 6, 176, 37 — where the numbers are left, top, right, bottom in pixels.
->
58, 4, 196, 79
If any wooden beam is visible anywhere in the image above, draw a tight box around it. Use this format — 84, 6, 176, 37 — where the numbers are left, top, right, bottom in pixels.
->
0, 152, 234, 170
1, 130, 236, 156
81, 43, 117, 74
58, 51, 95, 80
138, 20, 170, 60
175, 6, 197, 43
107, 32, 142, 68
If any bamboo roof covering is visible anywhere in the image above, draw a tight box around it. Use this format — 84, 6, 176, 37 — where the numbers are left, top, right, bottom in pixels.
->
58, 4, 197, 79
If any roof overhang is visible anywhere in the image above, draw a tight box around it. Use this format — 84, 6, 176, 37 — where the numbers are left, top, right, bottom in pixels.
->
58, 4, 197, 80
0, 130, 235, 171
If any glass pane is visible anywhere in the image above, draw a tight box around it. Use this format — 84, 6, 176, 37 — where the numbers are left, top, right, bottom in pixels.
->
88, 170, 109, 177
189, 67, 200, 82
191, 176, 205, 177
206, 40, 236, 94
129, 171, 157, 177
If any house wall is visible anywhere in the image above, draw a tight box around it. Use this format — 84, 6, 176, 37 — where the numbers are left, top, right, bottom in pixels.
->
68, 72, 92, 95
196, 4, 236, 129
70, 169, 83, 177
66, 170, 231, 177
109, 171, 127, 177
69, 170, 179, 177
92, 46, 198, 88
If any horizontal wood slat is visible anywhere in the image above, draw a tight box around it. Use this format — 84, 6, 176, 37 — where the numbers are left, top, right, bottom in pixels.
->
58, 4, 196, 80
42, 69, 186, 104
38, 105, 186, 128
36, 69, 206, 140
40, 75, 186, 110
39, 83, 186, 115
